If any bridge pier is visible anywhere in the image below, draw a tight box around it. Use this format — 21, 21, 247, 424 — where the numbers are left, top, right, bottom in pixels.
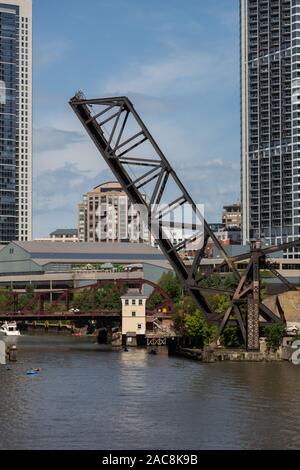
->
7, 345, 17, 362
0, 342, 17, 365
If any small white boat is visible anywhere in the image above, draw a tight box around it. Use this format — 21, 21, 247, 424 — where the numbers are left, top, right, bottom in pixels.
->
0, 321, 21, 337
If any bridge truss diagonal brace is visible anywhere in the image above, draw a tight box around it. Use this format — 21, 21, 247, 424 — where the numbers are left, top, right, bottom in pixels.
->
216, 249, 285, 351
69, 94, 241, 321
70, 93, 300, 352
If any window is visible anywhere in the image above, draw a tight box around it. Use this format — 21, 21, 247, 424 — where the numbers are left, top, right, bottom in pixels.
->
125, 299, 129, 306
139, 299, 143, 305
132, 299, 136, 305
132, 312, 136, 317
137, 324, 142, 330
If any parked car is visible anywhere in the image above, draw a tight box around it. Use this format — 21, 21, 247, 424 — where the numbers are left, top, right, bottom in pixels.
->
286, 325, 299, 335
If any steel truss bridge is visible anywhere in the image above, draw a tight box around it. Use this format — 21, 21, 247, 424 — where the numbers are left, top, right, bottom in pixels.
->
0, 278, 173, 322
69, 93, 300, 351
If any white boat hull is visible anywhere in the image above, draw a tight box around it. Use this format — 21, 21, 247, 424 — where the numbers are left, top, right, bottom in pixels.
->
0, 331, 21, 337
0, 322, 21, 338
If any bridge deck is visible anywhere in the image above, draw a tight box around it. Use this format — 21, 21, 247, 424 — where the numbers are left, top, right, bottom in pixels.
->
0, 311, 121, 321
0, 311, 173, 321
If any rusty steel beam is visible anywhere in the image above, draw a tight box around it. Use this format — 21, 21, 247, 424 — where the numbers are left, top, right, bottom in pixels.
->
69, 93, 300, 351
69, 93, 241, 323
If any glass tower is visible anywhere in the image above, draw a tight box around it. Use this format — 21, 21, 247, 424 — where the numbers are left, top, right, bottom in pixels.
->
0, 0, 32, 243
241, 0, 300, 256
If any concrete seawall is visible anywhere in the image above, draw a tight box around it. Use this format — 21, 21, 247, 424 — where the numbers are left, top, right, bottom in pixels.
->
172, 345, 294, 363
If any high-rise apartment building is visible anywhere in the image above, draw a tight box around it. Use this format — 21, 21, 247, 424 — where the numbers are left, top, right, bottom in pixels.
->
0, 0, 32, 243
78, 182, 149, 243
241, 0, 300, 255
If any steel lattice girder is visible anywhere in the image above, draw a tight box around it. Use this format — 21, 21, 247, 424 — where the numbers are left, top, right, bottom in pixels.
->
70, 93, 300, 341
69, 94, 242, 322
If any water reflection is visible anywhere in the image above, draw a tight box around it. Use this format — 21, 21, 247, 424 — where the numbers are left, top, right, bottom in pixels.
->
0, 335, 300, 450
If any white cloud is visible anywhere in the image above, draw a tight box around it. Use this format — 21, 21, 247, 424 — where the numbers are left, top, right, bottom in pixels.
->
34, 127, 85, 153
33, 108, 108, 177
103, 49, 236, 97
33, 164, 113, 236
34, 138, 106, 177
33, 32, 239, 236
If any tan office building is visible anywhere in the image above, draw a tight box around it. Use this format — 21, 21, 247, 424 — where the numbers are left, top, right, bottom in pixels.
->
78, 182, 149, 243
222, 204, 242, 229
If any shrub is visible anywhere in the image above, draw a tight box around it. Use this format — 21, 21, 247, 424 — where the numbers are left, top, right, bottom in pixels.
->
263, 324, 286, 351
158, 272, 183, 304
220, 325, 244, 348
185, 309, 217, 348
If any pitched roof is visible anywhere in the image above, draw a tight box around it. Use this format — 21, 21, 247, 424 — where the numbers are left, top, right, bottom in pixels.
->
11, 241, 170, 269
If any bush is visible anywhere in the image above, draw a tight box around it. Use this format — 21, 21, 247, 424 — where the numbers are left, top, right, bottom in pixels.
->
176, 295, 197, 315
71, 284, 121, 312
0, 288, 13, 309
173, 313, 187, 335
147, 293, 163, 311
17, 284, 35, 311
158, 272, 183, 304
263, 324, 286, 351
185, 309, 217, 348
95, 284, 121, 310
220, 325, 244, 348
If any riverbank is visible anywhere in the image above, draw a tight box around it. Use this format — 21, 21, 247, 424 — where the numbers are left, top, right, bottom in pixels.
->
172, 343, 294, 363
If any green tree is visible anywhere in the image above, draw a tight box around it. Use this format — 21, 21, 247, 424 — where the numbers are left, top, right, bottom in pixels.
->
222, 274, 238, 289
147, 293, 163, 311
176, 295, 197, 315
173, 313, 187, 336
197, 273, 237, 290
18, 284, 35, 311
96, 284, 121, 310
196, 274, 235, 317
72, 284, 122, 312
0, 288, 13, 310
72, 289, 93, 311
220, 325, 243, 348
158, 272, 183, 304
209, 294, 231, 315
263, 324, 286, 351
185, 309, 217, 347
260, 280, 268, 301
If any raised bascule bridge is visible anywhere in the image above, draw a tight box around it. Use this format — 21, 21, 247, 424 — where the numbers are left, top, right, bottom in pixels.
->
69, 93, 300, 352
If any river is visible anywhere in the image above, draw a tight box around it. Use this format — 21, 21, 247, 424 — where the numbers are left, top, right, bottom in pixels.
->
0, 335, 299, 450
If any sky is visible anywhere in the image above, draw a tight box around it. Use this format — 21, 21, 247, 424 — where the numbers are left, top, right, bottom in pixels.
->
33, 0, 240, 237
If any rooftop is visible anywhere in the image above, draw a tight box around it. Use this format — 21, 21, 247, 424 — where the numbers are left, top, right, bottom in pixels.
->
121, 288, 148, 299
223, 204, 241, 212
87, 181, 123, 193
50, 229, 78, 236
9, 241, 170, 269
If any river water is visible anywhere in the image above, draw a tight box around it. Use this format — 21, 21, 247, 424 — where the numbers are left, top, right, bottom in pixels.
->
0, 335, 300, 450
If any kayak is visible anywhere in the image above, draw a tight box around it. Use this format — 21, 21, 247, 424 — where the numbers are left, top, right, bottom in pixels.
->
26, 368, 41, 376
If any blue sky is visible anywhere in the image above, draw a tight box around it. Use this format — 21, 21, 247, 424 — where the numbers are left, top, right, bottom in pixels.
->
33, 0, 240, 236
